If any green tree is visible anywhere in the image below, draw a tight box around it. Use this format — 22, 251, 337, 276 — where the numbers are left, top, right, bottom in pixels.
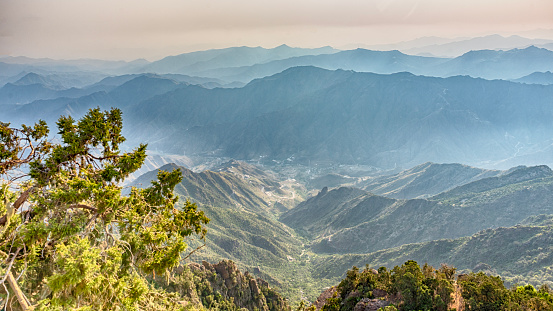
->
0, 108, 209, 310
504, 284, 553, 311
387, 261, 454, 311
459, 272, 507, 311
391, 260, 433, 311
336, 265, 379, 310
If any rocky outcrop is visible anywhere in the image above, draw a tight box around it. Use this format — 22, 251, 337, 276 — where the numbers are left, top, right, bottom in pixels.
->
313, 287, 337, 310
353, 298, 390, 311
186, 260, 289, 311
372, 289, 387, 299
313, 285, 394, 311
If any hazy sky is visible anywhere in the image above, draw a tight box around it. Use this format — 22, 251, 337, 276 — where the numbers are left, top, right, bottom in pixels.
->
1, 0, 553, 61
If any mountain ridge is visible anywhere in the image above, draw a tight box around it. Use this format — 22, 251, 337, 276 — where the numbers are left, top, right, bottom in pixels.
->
310, 220, 553, 288
281, 165, 553, 254
122, 66, 553, 170
359, 162, 502, 199
176, 46, 553, 83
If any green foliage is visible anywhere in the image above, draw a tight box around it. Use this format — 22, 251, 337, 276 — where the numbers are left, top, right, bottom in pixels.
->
322, 261, 455, 311
459, 273, 553, 311
459, 272, 507, 310
323, 261, 553, 311
294, 299, 315, 311
390, 261, 453, 311
0, 108, 210, 310
335, 265, 379, 310
0, 119, 50, 175
321, 296, 341, 311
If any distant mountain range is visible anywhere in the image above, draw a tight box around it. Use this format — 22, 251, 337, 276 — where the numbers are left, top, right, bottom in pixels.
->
0, 45, 338, 87
5, 65, 553, 170
122, 66, 553, 169
139, 45, 338, 75
2, 44, 552, 87
142, 45, 553, 83
0, 72, 243, 106
513, 71, 553, 85
365, 34, 553, 57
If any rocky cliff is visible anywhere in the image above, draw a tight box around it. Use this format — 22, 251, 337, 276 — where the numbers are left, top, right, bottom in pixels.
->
180, 260, 290, 311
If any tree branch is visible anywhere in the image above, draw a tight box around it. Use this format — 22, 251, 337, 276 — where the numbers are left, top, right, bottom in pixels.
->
68, 204, 98, 213
0, 248, 32, 310
182, 242, 206, 261
0, 187, 35, 227
6, 271, 32, 310
0, 248, 20, 284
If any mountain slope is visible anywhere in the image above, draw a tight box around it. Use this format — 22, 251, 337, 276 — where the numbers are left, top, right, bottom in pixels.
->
131, 161, 299, 215
431, 165, 553, 202
12, 72, 69, 90
359, 162, 501, 199
130, 162, 313, 299
513, 71, 553, 85
282, 165, 553, 254
310, 218, 553, 287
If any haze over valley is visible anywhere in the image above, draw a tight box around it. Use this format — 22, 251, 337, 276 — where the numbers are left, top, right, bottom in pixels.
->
3, 0, 553, 309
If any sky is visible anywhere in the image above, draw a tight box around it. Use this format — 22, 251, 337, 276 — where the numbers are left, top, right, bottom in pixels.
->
1, 0, 553, 61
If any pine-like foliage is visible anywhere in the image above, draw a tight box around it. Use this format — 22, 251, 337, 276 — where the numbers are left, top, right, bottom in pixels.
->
0, 108, 210, 310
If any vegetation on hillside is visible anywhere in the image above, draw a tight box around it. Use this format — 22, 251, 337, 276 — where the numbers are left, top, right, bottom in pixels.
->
309, 219, 553, 288
282, 165, 553, 255
4, 109, 553, 310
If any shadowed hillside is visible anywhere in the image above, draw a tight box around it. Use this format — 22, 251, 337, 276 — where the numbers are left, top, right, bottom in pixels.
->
282, 165, 553, 254
310, 216, 553, 288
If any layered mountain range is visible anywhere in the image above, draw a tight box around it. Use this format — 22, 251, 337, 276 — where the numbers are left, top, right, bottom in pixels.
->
4, 63, 553, 170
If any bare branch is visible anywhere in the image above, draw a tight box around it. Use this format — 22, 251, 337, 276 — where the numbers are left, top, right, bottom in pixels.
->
0, 187, 35, 227
0, 248, 32, 310
0, 248, 20, 284
182, 243, 206, 261
89, 154, 120, 161
7, 271, 31, 310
